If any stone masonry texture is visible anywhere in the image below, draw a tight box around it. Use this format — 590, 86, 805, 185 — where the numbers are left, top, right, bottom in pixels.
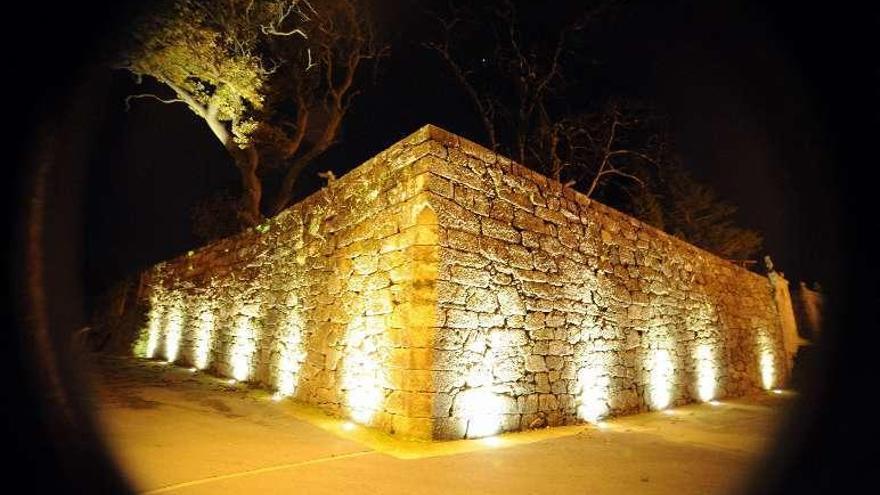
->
134, 125, 790, 440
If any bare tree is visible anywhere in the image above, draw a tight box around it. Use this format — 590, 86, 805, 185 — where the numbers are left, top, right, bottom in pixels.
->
424, 1, 761, 260
424, 0, 652, 198
532, 100, 661, 197
423, 5, 500, 151
424, 0, 581, 163
267, 0, 388, 214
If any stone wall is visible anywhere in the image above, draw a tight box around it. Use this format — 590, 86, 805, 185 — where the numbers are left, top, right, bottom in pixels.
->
769, 272, 802, 367
793, 282, 824, 340
134, 124, 790, 441
134, 129, 442, 438
419, 127, 789, 439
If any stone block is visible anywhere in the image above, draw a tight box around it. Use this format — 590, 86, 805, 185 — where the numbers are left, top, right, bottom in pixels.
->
525, 355, 547, 372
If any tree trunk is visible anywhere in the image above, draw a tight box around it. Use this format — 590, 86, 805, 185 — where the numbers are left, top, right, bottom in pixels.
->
271, 108, 344, 215
234, 146, 263, 227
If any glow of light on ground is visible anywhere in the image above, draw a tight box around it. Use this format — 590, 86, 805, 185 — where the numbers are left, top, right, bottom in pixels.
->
649, 348, 673, 410
481, 436, 503, 447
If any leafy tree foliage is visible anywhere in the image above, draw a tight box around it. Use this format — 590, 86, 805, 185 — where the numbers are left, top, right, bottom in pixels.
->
626, 162, 763, 260
119, 0, 385, 228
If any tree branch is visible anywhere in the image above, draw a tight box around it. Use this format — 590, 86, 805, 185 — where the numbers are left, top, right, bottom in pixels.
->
261, 0, 310, 37
124, 93, 186, 111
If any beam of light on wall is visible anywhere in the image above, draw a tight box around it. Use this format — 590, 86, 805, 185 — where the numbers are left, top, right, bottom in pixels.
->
231, 313, 257, 382
143, 304, 163, 359
649, 348, 673, 410
695, 344, 717, 402
459, 387, 505, 438
760, 350, 775, 390
756, 332, 776, 390
193, 303, 215, 370
577, 361, 610, 423
164, 302, 184, 363
275, 295, 307, 398
341, 307, 387, 424
466, 355, 494, 388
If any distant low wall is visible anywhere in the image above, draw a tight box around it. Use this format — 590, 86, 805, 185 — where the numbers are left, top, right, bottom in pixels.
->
793, 282, 824, 340
134, 125, 790, 440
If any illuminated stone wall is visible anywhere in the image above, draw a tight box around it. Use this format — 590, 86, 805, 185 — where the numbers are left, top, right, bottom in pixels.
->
769, 272, 802, 368
421, 126, 789, 439
134, 124, 789, 441
134, 128, 442, 438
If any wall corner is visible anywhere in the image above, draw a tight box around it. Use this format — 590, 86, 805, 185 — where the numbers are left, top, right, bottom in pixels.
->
768, 271, 801, 378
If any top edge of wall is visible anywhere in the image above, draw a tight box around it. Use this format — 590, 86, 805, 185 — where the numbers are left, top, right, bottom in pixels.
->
153, 124, 443, 270
420, 125, 771, 285
154, 122, 770, 285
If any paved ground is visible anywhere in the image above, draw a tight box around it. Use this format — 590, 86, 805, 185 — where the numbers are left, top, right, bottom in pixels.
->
89, 356, 795, 495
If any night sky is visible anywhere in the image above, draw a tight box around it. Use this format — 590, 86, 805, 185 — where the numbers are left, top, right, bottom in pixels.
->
80, 0, 852, 305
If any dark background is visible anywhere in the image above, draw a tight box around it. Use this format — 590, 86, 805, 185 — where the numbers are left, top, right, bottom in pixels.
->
5, 0, 876, 492
84, 0, 845, 304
